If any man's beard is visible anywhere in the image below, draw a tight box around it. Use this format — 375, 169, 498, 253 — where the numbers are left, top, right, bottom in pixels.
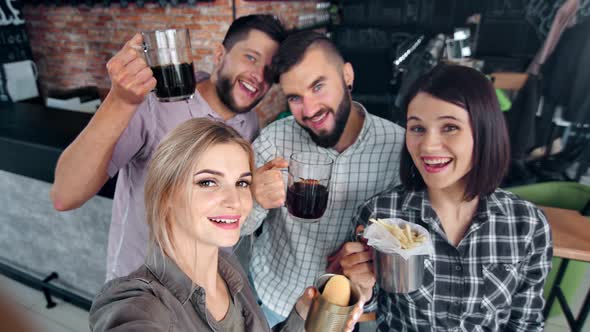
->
215, 63, 264, 114
302, 89, 352, 148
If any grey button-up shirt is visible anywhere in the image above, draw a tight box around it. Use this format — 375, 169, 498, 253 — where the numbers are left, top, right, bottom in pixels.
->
106, 72, 259, 280
90, 249, 305, 332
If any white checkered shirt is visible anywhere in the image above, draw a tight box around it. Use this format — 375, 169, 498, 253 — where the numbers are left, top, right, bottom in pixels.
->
353, 186, 553, 332
242, 102, 405, 316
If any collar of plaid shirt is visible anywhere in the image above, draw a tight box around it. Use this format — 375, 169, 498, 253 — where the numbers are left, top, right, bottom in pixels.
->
401, 190, 509, 237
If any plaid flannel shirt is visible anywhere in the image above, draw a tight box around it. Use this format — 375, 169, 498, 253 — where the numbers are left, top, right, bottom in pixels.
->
241, 102, 405, 317
354, 186, 553, 332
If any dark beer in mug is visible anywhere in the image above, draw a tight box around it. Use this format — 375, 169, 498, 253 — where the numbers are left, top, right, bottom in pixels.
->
287, 153, 333, 222
151, 63, 196, 100
287, 181, 329, 219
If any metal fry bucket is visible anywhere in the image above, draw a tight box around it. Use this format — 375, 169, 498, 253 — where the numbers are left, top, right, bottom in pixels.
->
374, 250, 427, 293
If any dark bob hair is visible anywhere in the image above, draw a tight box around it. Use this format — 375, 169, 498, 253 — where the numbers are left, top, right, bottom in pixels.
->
400, 64, 510, 200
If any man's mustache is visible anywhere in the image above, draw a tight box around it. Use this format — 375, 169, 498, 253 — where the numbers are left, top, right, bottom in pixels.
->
303, 109, 332, 122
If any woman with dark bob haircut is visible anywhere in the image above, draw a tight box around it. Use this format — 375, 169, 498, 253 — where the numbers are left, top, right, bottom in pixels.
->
336, 64, 553, 331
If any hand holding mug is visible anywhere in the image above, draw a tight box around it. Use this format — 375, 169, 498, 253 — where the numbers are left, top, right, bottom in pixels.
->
252, 157, 288, 209
106, 33, 156, 107
327, 225, 375, 301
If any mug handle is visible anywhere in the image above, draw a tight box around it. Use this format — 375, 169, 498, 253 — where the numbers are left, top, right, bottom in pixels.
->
355, 225, 367, 244
131, 39, 156, 93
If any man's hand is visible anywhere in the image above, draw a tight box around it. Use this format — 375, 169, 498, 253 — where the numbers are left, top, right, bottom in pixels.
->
251, 157, 288, 209
106, 33, 157, 107
327, 225, 375, 301
295, 286, 364, 332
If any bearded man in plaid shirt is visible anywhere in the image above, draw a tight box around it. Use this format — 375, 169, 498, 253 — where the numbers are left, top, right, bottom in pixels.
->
241, 31, 405, 327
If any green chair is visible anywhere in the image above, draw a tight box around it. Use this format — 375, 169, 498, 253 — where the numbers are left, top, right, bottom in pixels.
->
506, 181, 590, 320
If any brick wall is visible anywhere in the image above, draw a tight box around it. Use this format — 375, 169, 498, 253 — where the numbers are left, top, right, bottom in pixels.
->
22, 0, 327, 126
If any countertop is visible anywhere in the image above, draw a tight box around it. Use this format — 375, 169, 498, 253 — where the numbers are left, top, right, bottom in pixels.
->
0, 102, 116, 198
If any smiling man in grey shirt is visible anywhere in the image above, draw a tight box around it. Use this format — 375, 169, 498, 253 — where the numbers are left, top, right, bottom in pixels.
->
50, 15, 286, 280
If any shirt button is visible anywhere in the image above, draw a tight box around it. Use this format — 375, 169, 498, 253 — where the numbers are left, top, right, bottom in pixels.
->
454, 264, 462, 272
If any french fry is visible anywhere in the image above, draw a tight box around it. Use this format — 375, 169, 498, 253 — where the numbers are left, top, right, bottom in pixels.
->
369, 218, 426, 249
404, 225, 412, 243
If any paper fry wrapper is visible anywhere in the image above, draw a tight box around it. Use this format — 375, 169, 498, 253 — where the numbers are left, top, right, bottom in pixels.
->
364, 218, 434, 260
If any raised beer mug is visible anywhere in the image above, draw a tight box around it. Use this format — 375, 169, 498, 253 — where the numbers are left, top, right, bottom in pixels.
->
142, 28, 196, 102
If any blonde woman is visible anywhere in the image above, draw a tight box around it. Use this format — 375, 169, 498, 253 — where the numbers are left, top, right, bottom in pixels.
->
89, 118, 363, 331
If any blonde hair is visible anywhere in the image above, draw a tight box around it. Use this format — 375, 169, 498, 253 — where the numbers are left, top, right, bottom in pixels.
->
144, 118, 254, 261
